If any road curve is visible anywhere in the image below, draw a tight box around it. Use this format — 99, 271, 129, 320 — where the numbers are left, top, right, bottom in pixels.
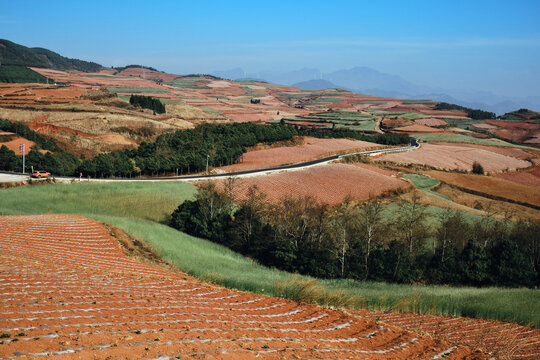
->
0, 143, 420, 183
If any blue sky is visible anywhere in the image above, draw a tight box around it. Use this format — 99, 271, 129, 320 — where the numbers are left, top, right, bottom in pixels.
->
1, 0, 539, 97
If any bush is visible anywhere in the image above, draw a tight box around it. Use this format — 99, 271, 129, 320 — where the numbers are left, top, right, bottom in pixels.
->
472, 161, 484, 175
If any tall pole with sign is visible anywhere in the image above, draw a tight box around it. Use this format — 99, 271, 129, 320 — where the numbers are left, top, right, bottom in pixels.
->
19, 143, 25, 173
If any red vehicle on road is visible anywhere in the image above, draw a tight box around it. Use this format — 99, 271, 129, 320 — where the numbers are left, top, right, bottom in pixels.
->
31, 170, 51, 178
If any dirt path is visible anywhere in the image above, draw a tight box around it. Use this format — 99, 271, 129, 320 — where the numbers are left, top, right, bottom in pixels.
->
0, 214, 486, 359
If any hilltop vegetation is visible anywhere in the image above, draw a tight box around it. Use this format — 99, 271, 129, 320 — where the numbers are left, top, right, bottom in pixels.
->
0, 39, 102, 72
499, 108, 540, 121
0, 65, 54, 83
434, 102, 496, 120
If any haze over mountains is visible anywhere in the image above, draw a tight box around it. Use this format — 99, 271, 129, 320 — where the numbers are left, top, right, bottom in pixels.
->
212, 67, 540, 115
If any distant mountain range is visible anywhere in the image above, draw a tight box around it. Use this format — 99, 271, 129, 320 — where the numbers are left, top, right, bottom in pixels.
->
213, 66, 540, 115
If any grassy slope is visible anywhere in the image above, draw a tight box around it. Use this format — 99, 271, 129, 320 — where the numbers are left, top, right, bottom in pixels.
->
1, 181, 538, 327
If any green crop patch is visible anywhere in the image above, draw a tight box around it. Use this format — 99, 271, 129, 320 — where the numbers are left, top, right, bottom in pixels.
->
403, 174, 440, 189
318, 97, 344, 102
201, 107, 224, 115
415, 133, 538, 149
106, 87, 170, 94
277, 93, 310, 98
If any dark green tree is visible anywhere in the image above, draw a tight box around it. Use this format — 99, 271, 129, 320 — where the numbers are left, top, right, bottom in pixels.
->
460, 239, 490, 286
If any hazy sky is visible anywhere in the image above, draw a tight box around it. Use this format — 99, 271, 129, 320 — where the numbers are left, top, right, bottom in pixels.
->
1, 0, 539, 97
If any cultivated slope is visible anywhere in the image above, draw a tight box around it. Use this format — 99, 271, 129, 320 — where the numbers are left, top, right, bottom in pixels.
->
0, 214, 484, 359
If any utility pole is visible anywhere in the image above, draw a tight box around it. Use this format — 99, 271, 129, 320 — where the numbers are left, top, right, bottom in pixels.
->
206, 154, 210, 174
19, 143, 25, 173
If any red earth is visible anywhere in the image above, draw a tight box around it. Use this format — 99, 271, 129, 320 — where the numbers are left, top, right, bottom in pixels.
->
415, 118, 447, 127
218, 137, 383, 172
375, 143, 532, 173
213, 162, 410, 205
0, 214, 488, 359
495, 165, 540, 187
350, 309, 540, 360
424, 170, 540, 207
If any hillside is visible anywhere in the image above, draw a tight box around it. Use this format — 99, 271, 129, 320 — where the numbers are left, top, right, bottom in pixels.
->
0, 39, 102, 72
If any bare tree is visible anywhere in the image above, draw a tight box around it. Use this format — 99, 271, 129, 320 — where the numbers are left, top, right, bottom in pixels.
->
196, 180, 232, 222
328, 197, 358, 277
358, 198, 384, 279
235, 185, 267, 247
396, 191, 428, 255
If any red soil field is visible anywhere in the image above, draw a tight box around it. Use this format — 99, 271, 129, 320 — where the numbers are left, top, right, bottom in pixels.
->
219, 137, 383, 172
375, 143, 531, 172
434, 142, 538, 160
214, 163, 409, 205
393, 124, 442, 133
472, 123, 497, 130
525, 134, 540, 144
351, 309, 540, 360
0, 83, 88, 104
415, 118, 447, 127
495, 165, 540, 187
0, 214, 486, 359
424, 170, 540, 207
0, 136, 36, 155
486, 121, 540, 130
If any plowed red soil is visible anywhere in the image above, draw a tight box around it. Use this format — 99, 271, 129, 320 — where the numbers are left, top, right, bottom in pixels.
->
424, 170, 540, 207
0, 214, 487, 359
434, 142, 537, 160
393, 124, 442, 133
472, 123, 497, 129
214, 163, 409, 205
495, 165, 540, 186
350, 310, 540, 360
415, 118, 447, 127
219, 137, 382, 172
0, 136, 36, 155
376, 143, 531, 172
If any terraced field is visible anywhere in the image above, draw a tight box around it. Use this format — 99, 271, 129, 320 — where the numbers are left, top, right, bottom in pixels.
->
0, 214, 485, 359
351, 310, 540, 360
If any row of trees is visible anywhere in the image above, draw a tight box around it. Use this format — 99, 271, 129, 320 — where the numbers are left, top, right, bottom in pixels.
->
296, 126, 411, 145
434, 102, 496, 120
78, 122, 299, 177
0, 146, 81, 176
171, 185, 538, 287
1, 119, 412, 178
129, 95, 166, 114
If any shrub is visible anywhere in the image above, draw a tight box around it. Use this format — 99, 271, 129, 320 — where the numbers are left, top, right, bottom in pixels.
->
472, 161, 484, 175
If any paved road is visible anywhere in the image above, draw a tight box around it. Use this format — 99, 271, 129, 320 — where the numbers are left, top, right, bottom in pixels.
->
0, 143, 419, 183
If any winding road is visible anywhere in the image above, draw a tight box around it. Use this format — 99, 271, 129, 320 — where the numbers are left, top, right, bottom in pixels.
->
0, 142, 420, 182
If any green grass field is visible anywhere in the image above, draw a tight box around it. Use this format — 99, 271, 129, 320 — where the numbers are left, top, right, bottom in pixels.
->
1, 181, 537, 326
402, 174, 452, 201
415, 133, 539, 149
403, 174, 439, 189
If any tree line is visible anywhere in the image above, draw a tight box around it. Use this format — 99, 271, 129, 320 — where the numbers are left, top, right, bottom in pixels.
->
129, 95, 166, 114
434, 102, 496, 120
171, 185, 538, 288
1, 119, 412, 178
295, 125, 411, 145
